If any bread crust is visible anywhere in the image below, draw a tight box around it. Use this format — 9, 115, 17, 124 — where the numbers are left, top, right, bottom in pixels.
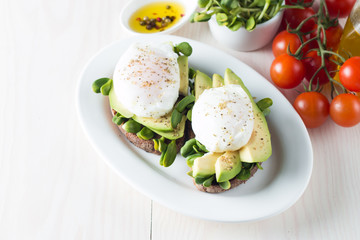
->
112, 110, 185, 154
193, 163, 262, 193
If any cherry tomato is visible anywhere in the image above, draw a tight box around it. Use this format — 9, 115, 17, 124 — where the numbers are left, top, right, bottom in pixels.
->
270, 54, 305, 89
302, 51, 337, 85
307, 24, 343, 51
330, 93, 360, 127
272, 31, 302, 57
293, 92, 330, 128
339, 57, 360, 92
321, 25, 344, 51
283, 7, 316, 33
325, 0, 356, 18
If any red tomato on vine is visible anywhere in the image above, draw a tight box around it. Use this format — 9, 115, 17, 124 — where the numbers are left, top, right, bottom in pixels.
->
272, 31, 303, 57
307, 24, 343, 51
330, 93, 360, 127
293, 92, 330, 128
283, 7, 316, 33
302, 51, 337, 86
270, 54, 305, 89
325, 0, 356, 18
321, 25, 343, 51
339, 57, 360, 92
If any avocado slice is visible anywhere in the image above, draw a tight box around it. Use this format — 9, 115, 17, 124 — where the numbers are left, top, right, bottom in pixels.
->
224, 68, 272, 163
109, 87, 134, 118
194, 71, 212, 100
150, 115, 186, 140
110, 88, 175, 132
212, 73, 224, 88
192, 152, 222, 178
178, 56, 189, 96
239, 111, 272, 162
215, 151, 242, 182
133, 112, 173, 132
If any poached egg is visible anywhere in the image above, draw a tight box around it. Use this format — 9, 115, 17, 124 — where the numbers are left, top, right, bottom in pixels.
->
112, 42, 180, 118
192, 84, 254, 152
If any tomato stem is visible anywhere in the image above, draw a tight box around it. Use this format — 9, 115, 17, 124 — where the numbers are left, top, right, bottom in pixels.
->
287, 0, 348, 95
322, 50, 346, 63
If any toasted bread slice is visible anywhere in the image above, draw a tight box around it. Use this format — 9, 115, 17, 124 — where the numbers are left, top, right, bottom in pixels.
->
193, 163, 261, 193
112, 109, 186, 155
185, 126, 262, 193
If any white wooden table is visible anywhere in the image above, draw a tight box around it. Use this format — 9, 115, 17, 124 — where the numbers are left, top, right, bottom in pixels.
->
1, 1, 360, 239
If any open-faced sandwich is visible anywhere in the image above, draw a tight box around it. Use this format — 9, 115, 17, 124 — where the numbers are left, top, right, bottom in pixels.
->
91, 40, 273, 190
92, 41, 194, 167
181, 68, 273, 193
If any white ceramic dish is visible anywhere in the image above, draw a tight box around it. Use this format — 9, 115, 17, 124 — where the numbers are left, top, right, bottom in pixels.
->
208, 5, 284, 51
77, 35, 313, 222
119, 0, 198, 35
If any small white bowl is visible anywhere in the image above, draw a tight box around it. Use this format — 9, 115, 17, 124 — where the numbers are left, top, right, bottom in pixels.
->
120, 0, 198, 35
208, 9, 284, 52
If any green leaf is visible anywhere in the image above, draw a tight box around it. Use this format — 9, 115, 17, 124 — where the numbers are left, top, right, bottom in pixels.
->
256, 0, 266, 7
92, 78, 111, 93
162, 140, 177, 167
195, 176, 208, 184
245, 15, 256, 31
257, 162, 263, 170
136, 127, 154, 140
219, 180, 231, 190
153, 139, 159, 151
122, 120, 141, 133
203, 175, 215, 187
158, 137, 167, 153
242, 162, 253, 169
171, 109, 182, 129
221, 0, 238, 10
112, 115, 126, 125
228, 20, 243, 31
256, 98, 273, 111
193, 145, 201, 153
205, 0, 213, 10
198, 0, 210, 8
180, 139, 197, 157
100, 79, 112, 96
216, 13, 229, 26
175, 95, 195, 112
236, 168, 251, 180
194, 12, 212, 22
195, 140, 208, 153
159, 150, 166, 166
175, 42, 193, 57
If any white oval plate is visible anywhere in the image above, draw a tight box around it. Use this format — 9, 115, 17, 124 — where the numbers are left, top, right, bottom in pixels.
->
77, 35, 313, 222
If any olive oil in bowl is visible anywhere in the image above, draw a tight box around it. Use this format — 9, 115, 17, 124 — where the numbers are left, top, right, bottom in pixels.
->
129, 2, 185, 33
